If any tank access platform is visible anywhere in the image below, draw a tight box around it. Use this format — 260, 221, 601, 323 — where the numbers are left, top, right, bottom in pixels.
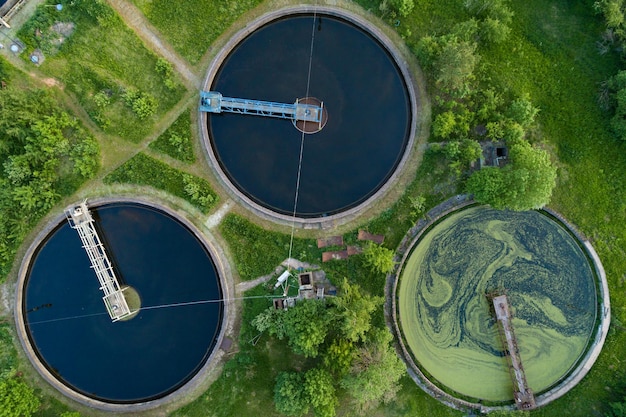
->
200, 91, 324, 125
65, 202, 132, 322
490, 292, 536, 410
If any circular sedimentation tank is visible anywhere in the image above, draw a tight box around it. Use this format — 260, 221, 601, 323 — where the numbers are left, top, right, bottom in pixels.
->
16, 202, 226, 408
396, 205, 601, 405
201, 8, 417, 221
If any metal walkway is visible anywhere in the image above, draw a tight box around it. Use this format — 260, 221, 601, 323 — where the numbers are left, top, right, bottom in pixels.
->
66, 202, 132, 322
200, 91, 323, 123
491, 293, 536, 410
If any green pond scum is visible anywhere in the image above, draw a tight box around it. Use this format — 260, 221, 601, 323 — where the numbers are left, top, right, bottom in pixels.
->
398, 206, 597, 402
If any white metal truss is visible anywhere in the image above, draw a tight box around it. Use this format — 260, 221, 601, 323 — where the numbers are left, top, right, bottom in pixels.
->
65, 201, 131, 322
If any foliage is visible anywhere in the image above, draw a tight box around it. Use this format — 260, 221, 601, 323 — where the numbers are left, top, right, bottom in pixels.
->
283, 300, 331, 358
608, 397, 626, 416
323, 339, 356, 378
466, 141, 557, 210
304, 368, 338, 417
329, 278, 383, 343
507, 95, 540, 128
465, 0, 514, 44
149, 108, 195, 163
0, 88, 99, 278
594, 0, 626, 53
409, 194, 427, 220
436, 39, 479, 94
122, 89, 158, 120
155, 57, 178, 90
0, 377, 40, 417
17, 0, 186, 142
362, 242, 396, 275
389, 0, 414, 17
254, 300, 330, 358
104, 153, 217, 213
274, 372, 309, 416
341, 328, 406, 412
131, 0, 262, 64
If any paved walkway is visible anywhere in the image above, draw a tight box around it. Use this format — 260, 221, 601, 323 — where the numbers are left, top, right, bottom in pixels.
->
106, 0, 201, 89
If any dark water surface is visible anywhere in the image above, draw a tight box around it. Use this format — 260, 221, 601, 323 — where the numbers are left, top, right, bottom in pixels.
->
209, 14, 411, 217
23, 204, 223, 403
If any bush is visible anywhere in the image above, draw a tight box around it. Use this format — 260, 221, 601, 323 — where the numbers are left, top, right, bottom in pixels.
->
0, 377, 40, 417
149, 109, 195, 163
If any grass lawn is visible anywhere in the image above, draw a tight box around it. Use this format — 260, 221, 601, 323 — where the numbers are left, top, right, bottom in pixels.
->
17, 1, 187, 142
104, 153, 219, 214
130, 0, 262, 65
149, 108, 196, 163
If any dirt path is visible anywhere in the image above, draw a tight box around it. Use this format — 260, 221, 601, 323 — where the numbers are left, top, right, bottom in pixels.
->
235, 258, 319, 293
106, 0, 201, 90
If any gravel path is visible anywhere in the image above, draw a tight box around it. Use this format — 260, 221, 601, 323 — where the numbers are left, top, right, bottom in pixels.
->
106, 0, 201, 89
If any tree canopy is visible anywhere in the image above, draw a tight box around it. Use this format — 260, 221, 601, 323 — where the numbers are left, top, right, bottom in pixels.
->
466, 141, 557, 210
0, 88, 99, 278
254, 280, 406, 416
0, 377, 40, 417
340, 328, 406, 412
362, 242, 396, 275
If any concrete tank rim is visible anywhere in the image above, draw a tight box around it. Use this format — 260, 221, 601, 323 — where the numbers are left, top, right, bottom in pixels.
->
199, 5, 422, 228
387, 198, 610, 412
14, 196, 234, 412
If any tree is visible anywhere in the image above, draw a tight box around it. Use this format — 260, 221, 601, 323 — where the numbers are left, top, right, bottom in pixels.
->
435, 39, 479, 93
362, 242, 396, 275
305, 368, 338, 417
283, 300, 331, 357
323, 339, 356, 377
506, 96, 539, 128
252, 306, 287, 339
330, 279, 383, 343
409, 194, 427, 220
341, 328, 406, 412
465, 166, 505, 205
432, 111, 457, 139
274, 372, 309, 416
0, 377, 40, 417
458, 138, 483, 165
466, 141, 557, 210
481, 17, 511, 44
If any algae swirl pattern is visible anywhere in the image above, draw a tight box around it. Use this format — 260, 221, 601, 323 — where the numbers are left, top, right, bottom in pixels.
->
398, 206, 596, 402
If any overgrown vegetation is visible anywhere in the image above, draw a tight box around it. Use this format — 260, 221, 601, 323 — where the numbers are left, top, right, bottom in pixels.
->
104, 153, 217, 213
130, 0, 262, 64
0, 87, 99, 279
149, 108, 195, 163
17, 0, 186, 142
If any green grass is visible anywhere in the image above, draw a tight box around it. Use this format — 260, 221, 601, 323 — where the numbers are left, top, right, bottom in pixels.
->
131, 0, 262, 65
219, 214, 323, 281
148, 108, 195, 163
17, 1, 186, 142
0, 322, 17, 379
104, 153, 218, 213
